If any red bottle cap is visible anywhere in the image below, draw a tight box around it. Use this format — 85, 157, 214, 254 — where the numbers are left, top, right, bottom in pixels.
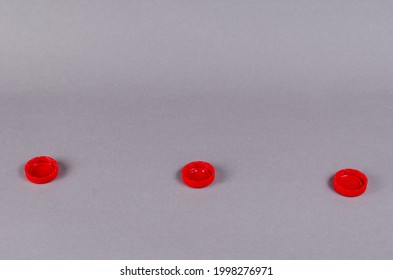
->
24, 156, 59, 184
182, 161, 215, 188
333, 168, 367, 197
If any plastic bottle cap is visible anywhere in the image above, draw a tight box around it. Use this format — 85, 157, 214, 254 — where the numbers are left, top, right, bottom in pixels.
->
182, 161, 215, 188
333, 168, 367, 197
25, 156, 58, 184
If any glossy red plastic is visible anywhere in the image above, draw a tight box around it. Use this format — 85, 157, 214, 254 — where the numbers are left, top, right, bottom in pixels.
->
182, 161, 215, 188
333, 168, 367, 197
24, 156, 58, 184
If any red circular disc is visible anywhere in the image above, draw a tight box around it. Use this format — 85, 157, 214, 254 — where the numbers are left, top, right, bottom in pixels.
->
182, 161, 215, 188
333, 168, 367, 197
24, 156, 59, 184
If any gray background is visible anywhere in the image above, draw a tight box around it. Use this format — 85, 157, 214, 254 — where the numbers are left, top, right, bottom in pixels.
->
1, 0, 393, 259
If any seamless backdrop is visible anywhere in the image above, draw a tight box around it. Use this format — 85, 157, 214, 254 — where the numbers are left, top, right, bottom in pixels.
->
1, 0, 393, 259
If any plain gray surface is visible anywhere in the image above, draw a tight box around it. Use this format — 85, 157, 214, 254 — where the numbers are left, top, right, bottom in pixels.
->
1, 0, 393, 259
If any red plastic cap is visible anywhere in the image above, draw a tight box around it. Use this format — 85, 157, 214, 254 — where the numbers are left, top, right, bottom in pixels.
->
182, 161, 215, 188
25, 156, 59, 184
333, 168, 368, 197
